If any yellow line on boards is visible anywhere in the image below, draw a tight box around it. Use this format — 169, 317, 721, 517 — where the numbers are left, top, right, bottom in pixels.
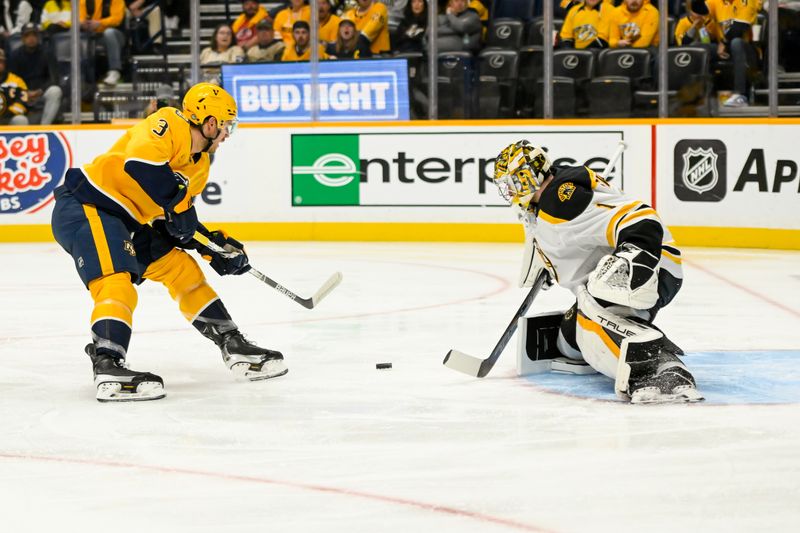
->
2, 223, 799, 249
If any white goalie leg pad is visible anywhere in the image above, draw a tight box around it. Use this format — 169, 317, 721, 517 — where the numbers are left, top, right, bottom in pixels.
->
587, 244, 659, 310
575, 287, 662, 380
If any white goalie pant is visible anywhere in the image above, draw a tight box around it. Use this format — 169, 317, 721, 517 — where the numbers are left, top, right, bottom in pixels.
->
573, 286, 661, 379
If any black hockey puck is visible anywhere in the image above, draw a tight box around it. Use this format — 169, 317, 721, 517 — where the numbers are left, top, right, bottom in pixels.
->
376, 363, 392, 370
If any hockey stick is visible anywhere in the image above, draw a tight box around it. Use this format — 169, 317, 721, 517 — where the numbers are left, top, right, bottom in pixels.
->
600, 140, 627, 180
443, 271, 548, 378
193, 231, 343, 310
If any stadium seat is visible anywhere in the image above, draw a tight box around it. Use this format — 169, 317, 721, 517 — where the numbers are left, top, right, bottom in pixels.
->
525, 17, 563, 46
50, 32, 95, 101
587, 77, 632, 117
588, 48, 652, 116
477, 49, 519, 118
534, 76, 576, 117
493, 0, 536, 22
634, 46, 710, 116
553, 49, 594, 114
437, 52, 475, 119
516, 45, 542, 117
486, 18, 525, 50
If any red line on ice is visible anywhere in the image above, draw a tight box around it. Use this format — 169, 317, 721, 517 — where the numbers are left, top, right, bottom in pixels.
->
0, 452, 550, 532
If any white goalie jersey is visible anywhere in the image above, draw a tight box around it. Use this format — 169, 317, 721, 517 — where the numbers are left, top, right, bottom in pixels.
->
528, 165, 682, 295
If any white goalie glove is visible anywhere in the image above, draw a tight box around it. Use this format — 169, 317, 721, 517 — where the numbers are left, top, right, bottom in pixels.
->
587, 243, 660, 309
519, 237, 555, 289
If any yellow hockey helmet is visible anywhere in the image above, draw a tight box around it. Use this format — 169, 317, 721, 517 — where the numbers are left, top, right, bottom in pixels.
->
493, 140, 552, 208
182, 83, 238, 131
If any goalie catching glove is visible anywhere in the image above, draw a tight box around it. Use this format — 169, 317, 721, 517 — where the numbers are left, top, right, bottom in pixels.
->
587, 243, 659, 309
197, 229, 251, 276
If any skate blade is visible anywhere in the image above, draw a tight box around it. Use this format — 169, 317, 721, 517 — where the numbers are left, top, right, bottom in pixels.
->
630, 386, 704, 404
230, 359, 289, 381
96, 381, 166, 402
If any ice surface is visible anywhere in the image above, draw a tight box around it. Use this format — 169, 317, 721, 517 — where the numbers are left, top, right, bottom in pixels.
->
1, 242, 799, 532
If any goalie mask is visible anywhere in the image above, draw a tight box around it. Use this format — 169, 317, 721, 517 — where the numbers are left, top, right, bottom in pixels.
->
493, 140, 552, 208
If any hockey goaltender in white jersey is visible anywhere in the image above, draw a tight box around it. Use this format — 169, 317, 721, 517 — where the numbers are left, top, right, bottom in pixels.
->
493, 140, 703, 404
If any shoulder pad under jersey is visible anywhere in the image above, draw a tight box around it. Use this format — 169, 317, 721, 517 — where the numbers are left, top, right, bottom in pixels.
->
537, 166, 595, 223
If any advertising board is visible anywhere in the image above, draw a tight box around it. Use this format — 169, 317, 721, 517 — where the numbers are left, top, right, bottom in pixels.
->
222, 59, 410, 122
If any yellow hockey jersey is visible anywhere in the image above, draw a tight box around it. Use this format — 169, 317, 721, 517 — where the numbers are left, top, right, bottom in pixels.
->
66, 107, 209, 227
343, 2, 390, 54
707, 0, 762, 36
528, 165, 681, 293
607, 3, 660, 48
560, 2, 612, 48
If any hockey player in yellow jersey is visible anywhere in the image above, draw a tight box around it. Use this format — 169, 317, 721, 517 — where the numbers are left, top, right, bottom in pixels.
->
493, 140, 702, 404
51, 83, 288, 402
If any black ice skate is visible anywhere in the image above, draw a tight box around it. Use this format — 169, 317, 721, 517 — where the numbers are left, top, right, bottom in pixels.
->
200, 326, 288, 381
615, 334, 703, 404
85, 344, 165, 402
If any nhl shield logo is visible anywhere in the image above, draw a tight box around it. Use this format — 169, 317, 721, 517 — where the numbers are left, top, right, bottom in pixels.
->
681, 147, 718, 194
674, 139, 726, 202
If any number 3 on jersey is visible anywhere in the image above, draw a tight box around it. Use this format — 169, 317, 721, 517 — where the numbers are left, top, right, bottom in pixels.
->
152, 119, 169, 137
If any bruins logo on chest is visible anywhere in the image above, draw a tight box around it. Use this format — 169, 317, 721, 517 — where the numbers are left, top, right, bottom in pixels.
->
558, 182, 576, 202
123, 240, 136, 257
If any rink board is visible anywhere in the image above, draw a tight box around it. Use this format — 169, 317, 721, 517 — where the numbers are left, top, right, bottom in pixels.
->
1, 119, 799, 249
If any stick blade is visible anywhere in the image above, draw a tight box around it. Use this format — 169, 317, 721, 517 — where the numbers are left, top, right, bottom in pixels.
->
310, 271, 343, 307
443, 350, 485, 377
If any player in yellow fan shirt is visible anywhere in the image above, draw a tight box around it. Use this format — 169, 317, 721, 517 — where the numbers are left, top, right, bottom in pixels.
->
51, 83, 288, 402
559, 0, 612, 49
608, 0, 660, 48
707, 0, 764, 107
343, 0, 390, 54
274, 0, 312, 48
281, 20, 330, 61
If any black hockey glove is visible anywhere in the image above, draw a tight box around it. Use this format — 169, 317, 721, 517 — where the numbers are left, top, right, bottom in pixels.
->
163, 174, 198, 244
199, 231, 251, 276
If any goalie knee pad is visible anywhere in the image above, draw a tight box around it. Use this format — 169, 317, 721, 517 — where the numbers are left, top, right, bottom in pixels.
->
575, 287, 663, 379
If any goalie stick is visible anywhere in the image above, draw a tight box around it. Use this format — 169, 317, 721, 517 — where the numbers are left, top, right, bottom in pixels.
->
193, 231, 343, 310
443, 271, 548, 378
600, 140, 627, 180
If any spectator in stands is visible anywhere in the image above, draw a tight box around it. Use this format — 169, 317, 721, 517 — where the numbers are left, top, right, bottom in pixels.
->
200, 23, 245, 85
0, 48, 30, 125
436, 0, 481, 53
274, 0, 310, 48
559, 0, 611, 49
343, 0, 390, 55
41, 0, 71, 34
326, 18, 371, 58
80, 0, 126, 87
281, 20, 329, 61
318, 0, 341, 44
13, 2, 44, 34
674, 0, 721, 46
469, 0, 489, 38
608, 0, 660, 48
233, 0, 268, 51
391, 0, 426, 53
246, 16, 285, 62
708, 0, 762, 107
8, 22, 62, 124
127, 0, 163, 54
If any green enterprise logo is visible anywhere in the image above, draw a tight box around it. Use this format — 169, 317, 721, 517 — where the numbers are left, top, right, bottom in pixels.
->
291, 134, 360, 206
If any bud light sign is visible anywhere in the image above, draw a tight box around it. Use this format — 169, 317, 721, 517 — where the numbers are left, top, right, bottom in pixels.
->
222, 59, 409, 122
0, 132, 71, 214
